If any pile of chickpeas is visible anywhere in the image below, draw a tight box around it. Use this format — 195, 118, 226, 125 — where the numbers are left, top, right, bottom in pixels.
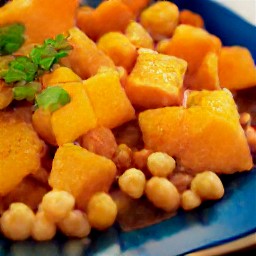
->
0, 151, 225, 241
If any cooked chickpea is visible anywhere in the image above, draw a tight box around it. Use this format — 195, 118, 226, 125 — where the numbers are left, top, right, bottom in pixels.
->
87, 192, 117, 230
181, 190, 202, 211
41, 190, 75, 222
32, 211, 56, 241
147, 152, 176, 177
191, 171, 224, 200
140, 1, 179, 40
145, 177, 180, 212
58, 210, 91, 238
1, 203, 35, 240
118, 168, 146, 199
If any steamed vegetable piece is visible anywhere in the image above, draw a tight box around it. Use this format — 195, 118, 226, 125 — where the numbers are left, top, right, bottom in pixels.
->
97, 32, 137, 72
62, 27, 115, 79
0, 111, 44, 196
77, 0, 134, 40
218, 46, 256, 90
0, 23, 25, 55
84, 70, 135, 129
139, 90, 253, 174
0, 0, 79, 44
161, 24, 222, 89
49, 144, 117, 210
126, 49, 187, 108
51, 83, 97, 145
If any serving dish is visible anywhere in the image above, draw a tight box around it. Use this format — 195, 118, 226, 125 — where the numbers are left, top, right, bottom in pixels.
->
0, 0, 255, 255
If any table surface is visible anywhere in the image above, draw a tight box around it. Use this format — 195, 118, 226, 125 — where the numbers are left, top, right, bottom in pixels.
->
213, 0, 256, 25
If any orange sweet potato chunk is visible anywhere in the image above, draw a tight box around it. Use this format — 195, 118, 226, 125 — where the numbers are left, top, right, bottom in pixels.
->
121, 0, 150, 16
181, 90, 253, 173
62, 28, 115, 79
218, 47, 256, 90
0, 0, 79, 44
140, 1, 179, 41
76, 6, 96, 39
97, 32, 137, 72
41, 67, 81, 88
126, 49, 187, 108
51, 83, 97, 146
49, 144, 117, 210
163, 25, 222, 76
139, 107, 186, 157
179, 10, 204, 28
84, 71, 135, 129
78, 0, 134, 41
186, 52, 220, 90
0, 111, 44, 195
139, 90, 253, 174
32, 108, 57, 146
125, 21, 154, 50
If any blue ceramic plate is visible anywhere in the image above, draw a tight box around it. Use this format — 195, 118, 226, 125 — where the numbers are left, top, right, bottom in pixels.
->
1, 0, 256, 255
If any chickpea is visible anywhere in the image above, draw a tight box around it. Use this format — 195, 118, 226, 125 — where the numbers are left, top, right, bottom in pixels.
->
87, 192, 117, 230
239, 112, 251, 127
145, 177, 180, 212
245, 126, 256, 152
32, 211, 56, 241
191, 171, 224, 200
58, 210, 91, 238
118, 168, 146, 199
1, 203, 35, 240
41, 190, 75, 222
181, 190, 202, 211
140, 1, 179, 41
147, 152, 176, 177
113, 144, 132, 173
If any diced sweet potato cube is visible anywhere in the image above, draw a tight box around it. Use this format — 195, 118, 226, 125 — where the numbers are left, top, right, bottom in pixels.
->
186, 52, 220, 90
126, 49, 187, 108
162, 25, 222, 76
140, 1, 179, 41
2, 177, 48, 211
81, 127, 117, 159
218, 47, 256, 90
51, 83, 97, 145
97, 32, 137, 72
76, 6, 96, 39
62, 28, 115, 79
49, 144, 117, 210
121, 0, 150, 16
0, 111, 44, 195
0, 81, 13, 110
0, 0, 79, 44
32, 108, 57, 146
156, 39, 171, 54
125, 21, 154, 49
179, 10, 204, 28
41, 67, 81, 88
181, 90, 253, 173
79, 0, 134, 41
139, 107, 185, 157
84, 71, 135, 129
139, 90, 253, 174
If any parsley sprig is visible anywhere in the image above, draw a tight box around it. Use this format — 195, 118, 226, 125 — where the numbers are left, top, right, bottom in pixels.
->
0, 23, 25, 55
1, 34, 72, 84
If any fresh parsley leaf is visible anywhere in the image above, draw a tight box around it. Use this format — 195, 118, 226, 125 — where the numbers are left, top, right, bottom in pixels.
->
35, 86, 70, 112
3, 56, 38, 83
30, 34, 72, 71
13, 82, 41, 101
0, 23, 25, 55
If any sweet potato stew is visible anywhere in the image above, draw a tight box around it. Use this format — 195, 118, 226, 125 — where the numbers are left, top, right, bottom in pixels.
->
0, 0, 255, 241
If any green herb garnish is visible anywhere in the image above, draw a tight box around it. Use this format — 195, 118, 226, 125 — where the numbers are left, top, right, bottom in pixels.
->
13, 82, 41, 101
0, 23, 25, 55
1, 34, 72, 84
35, 86, 70, 112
